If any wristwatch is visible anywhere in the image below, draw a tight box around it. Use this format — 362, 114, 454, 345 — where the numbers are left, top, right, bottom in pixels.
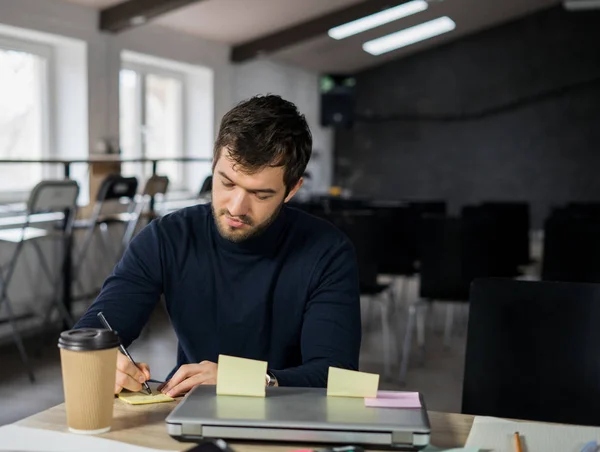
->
265, 370, 278, 387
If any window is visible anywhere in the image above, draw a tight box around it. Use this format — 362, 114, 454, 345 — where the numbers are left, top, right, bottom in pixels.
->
0, 38, 50, 197
119, 64, 185, 192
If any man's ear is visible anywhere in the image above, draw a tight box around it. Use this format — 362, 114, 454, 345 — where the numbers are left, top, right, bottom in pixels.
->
284, 178, 304, 203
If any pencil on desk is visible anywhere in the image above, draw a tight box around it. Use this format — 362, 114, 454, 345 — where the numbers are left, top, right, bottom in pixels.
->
514, 431, 523, 452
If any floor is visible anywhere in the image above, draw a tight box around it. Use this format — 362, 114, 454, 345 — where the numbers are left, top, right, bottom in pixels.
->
0, 275, 470, 426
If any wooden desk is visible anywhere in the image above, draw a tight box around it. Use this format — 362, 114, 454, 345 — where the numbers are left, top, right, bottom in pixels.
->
17, 399, 475, 451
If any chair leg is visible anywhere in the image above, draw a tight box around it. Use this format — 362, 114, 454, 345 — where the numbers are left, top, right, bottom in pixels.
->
31, 239, 74, 330
0, 295, 35, 383
72, 225, 97, 295
444, 303, 455, 349
364, 296, 374, 332
98, 223, 115, 275
401, 276, 410, 306
399, 302, 417, 385
379, 296, 392, 379
416, 301, 428, 365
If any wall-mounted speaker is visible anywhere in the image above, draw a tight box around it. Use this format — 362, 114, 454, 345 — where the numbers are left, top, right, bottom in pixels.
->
320, 74, 356, 128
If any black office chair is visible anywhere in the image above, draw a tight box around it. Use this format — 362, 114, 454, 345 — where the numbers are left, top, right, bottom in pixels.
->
370, 202, 418, 306
481, 201, 530, 267
326, 210, 396, 378
461, 205, 522, 279
463, 278, 600, 426
398, 216, 465, 383
199, 175, 213, 195
542, 209, 600, 284
399, 211, 513, 384
72, 175, 139, 294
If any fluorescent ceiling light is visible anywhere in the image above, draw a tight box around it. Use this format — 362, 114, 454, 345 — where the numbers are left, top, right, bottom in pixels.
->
328, 1, 428, 40
363, 16, 456, 55
564, 0, 600, 10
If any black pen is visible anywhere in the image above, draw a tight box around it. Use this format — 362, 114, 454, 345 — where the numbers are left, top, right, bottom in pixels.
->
97, 311, 152, 395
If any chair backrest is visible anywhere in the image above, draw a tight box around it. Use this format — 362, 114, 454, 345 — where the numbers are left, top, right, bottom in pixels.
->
481, 201, 530, 266
542, 209, 600, 283
27, 180, 79, 214
463, 278, 600, 426
142, 175, 169, 197
96, 175, 138, 202
371, 204, 417, 276
419, 216, 467, 300
199, 175, 213, 195
326, 210, 379, 289
461, 205, 515, 280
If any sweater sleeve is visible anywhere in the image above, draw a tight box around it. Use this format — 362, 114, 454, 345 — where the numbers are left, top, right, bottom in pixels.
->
270, 239, 362, 387
73, 220, 163, 348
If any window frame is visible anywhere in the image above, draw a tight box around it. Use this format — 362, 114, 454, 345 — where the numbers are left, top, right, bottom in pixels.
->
0, 35, 54, 202
120, 61, 187, 191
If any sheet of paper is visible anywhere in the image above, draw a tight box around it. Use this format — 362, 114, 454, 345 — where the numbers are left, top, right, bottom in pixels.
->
364, 390, 421, 408
466, 415, 600, 452
423, 446, 479, 452
326, 367, 379, 398
118, 389, 174, 405
216, 354, 267, 397
0, 424, 178, 452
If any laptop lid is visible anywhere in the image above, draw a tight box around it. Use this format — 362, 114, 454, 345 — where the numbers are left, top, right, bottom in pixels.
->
166, 386, 430, 449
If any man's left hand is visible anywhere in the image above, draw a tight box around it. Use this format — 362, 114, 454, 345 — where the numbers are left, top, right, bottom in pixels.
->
159, 361, 217, 397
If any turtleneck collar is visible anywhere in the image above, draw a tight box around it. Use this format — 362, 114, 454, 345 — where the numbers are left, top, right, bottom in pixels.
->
210, 204, 289, 255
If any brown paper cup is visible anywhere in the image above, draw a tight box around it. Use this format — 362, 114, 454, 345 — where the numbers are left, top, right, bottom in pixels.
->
58, 327, 120, 435
60, 347, 117, 434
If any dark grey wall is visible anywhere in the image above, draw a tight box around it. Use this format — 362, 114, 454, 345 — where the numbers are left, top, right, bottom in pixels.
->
335, 6, 600, 227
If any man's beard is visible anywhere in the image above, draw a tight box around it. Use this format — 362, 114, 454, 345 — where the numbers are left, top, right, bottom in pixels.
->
212, 202, 284, 243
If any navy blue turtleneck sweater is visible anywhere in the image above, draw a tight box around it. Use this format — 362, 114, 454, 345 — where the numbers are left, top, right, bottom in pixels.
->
74, 204, 361, 387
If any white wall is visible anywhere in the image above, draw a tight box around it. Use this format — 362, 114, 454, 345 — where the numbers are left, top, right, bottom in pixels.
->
232, 58, 334, 194
0, 0, 231, 154
0, 0, 333, 193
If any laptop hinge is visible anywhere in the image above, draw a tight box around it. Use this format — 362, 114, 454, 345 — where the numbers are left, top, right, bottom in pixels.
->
182, 424, 203, 436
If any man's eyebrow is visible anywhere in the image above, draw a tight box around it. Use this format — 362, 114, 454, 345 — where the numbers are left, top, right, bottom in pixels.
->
217, 171, 277, 195
218, 171, 233, 182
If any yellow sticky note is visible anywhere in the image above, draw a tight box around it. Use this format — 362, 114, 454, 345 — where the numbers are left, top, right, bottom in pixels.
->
326, 367, 379, 398
118, 389, 174, 405
216, 354, 267, 397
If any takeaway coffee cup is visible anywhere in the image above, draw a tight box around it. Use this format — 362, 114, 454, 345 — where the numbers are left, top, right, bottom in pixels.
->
58, 328, 120, 434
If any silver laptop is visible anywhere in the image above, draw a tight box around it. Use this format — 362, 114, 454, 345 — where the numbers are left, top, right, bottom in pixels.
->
166, 386, 430, 450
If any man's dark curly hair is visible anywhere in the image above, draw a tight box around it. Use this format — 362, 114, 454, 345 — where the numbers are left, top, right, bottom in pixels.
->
213, 94, 312, 195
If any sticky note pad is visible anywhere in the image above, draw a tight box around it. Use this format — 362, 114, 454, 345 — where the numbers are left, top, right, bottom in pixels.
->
365, 391, 421, 408
118, 390, 174, 405
326, 367, 379, 398
216, 354, 267, 397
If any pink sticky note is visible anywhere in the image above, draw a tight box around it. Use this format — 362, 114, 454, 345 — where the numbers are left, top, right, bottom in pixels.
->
364, 391, 422, 408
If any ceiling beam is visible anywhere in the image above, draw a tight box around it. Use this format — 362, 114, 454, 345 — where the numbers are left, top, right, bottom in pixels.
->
100, 0, 205, 34
231, 0, 409, 63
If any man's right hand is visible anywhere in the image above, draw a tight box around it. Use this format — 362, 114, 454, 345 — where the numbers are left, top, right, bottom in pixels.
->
115, 351, 151, 394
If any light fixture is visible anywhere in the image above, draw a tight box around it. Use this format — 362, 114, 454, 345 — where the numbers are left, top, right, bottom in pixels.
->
363, 16, 456, 55
563, 0, 600, 10
327, 0, 429, 40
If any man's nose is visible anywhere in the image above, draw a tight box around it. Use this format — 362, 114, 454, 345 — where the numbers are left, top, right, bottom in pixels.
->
227, 190, 250, 217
